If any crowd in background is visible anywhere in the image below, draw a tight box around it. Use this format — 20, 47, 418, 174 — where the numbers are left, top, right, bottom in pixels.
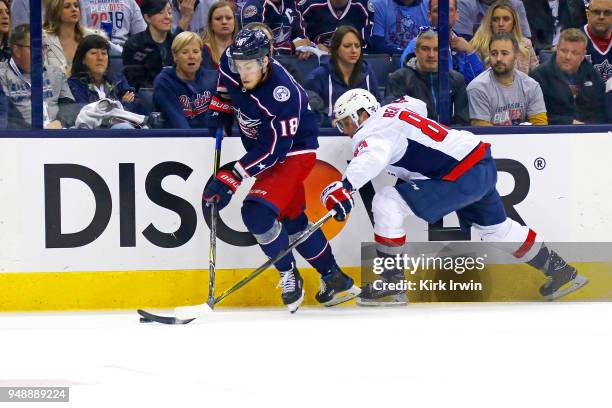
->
0, 0, 610, 129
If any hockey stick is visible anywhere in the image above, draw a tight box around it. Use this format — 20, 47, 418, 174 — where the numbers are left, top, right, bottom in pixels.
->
207, 128, 224, 307
211, 208, 336, 306
138, 209, 337, 324
137, 128, 224, 325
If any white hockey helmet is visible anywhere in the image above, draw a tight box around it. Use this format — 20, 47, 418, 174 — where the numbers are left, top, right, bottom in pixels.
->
333, 89, 380, 133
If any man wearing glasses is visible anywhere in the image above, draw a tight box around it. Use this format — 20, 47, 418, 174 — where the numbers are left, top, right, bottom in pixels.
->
583, 0, 612, 81
0, 24, 75, 129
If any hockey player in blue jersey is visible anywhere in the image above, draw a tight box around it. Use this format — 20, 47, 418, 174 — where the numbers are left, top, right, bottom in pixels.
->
321, 89, 588, 304
240, 0, 311, 54
297, 0, 374, 51
203, 28, 360, 312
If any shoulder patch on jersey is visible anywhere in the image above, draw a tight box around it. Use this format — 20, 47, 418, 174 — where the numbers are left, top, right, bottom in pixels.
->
367, 0, 374, 12
354, 140, 368, 157
243, 5, 258, 18
273, 86, 291, 102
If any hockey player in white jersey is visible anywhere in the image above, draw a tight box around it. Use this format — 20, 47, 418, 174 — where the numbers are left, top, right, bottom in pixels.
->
320, 89, 588, 304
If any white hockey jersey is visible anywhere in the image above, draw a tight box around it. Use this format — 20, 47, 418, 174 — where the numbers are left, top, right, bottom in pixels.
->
81, 0, 147, 49
345, 97, 488, 190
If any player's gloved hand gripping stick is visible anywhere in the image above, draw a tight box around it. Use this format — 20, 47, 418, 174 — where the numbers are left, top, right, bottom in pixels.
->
137, 208, 339, 324
137, 128, 225, 325
137, 159, 347, 324
321, 179, 354, 221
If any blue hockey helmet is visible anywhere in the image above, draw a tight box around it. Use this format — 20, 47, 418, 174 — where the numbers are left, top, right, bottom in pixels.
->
227, 28, 271, 74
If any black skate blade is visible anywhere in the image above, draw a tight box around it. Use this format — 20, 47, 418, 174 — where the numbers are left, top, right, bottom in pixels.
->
357, 292, 408, 307
323, 286, 362, 307
544, 275, 589, 301
137, 309, 196, 325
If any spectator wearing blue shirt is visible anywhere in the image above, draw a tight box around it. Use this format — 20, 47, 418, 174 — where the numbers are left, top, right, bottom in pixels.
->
399, 0, 484, 83
0, 82, 6, 129
153, 31, 217, 128
606, 76, 612, 122
371, 0, 429, 54
305, 25, 379, 126
68, 35, 137, 108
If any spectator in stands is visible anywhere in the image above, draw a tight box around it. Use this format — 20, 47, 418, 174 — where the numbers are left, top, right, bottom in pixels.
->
0, 84, 7, 128
68, 35, 137, 107
172, 0, 214, 34
470, 0, 538, 74
43, 0, 105, 75
455, 0, 530, 40
584, 0, 612, 82
123, 0, 179, 90
305, 25, 379, 126
10, 0, 37, 28
0, 24, 75, 129
69, 35, 144, 127
467, 31, 547, 125
0, 0, 10, 62
387, 29, 469, 124
201, 1, 238, 69
530, 28, 606, 124
371, 0, 429, 54
524, 0, 587, 54
298, 0, 373, 52
80, 0, 147, 56
153, 31, 216, 128
399, 0, 484, 83
606, 76, 612, 121
240, 0, 311, 57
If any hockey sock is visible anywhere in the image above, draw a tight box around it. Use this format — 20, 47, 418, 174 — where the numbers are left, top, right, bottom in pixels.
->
295, 229, 337, 276
283, 213, 337, 275
242, 201, 295, 272
375, 233, 407, 279
260, 227, 295, 273
527, 244, 551, 274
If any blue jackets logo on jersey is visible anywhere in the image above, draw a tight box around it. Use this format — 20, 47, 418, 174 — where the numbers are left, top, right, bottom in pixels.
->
273, 86, 291, 102
236, 108, 261, 138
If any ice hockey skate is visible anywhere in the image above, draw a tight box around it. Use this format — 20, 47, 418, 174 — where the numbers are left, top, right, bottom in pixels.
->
278, 267, 305, 313
315, 265, 361, 307
539, 250, 589, 300
358, 269, 408, 307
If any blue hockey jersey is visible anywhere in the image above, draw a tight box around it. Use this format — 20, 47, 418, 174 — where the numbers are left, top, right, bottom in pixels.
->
584, 25, 612, 82
241, 0, 307, 53
218, 51, 319, 178
297, 0, 373, 49
153, 66, 217, 129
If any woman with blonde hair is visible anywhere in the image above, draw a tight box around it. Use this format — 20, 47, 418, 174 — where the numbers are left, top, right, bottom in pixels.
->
153, 31, 217, 128
470, 0, 538, 74
42, 0, 107, 75
201, 1, 238, 69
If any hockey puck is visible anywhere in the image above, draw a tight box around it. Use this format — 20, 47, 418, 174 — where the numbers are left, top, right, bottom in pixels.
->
139, 317, 154, 323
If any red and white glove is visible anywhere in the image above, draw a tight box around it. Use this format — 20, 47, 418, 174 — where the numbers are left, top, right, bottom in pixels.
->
203, 164, 242, 210
321, 180, 354, 222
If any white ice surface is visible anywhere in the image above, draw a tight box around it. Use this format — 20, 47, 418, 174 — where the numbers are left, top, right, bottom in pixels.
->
1, 303, 611, 408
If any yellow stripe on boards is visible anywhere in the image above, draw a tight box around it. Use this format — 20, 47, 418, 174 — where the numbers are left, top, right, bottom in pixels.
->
1, 263, 611, 311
